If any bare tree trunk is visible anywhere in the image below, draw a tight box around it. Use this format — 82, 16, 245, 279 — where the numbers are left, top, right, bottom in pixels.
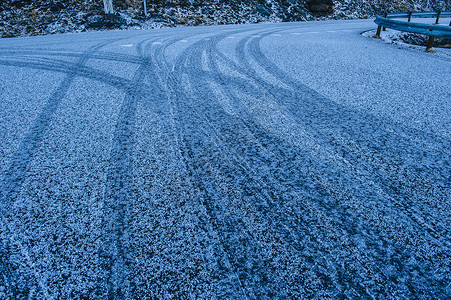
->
103, 0, 114, 14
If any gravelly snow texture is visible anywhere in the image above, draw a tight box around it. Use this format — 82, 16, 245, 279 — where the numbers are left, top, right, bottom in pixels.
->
0, 19, 450, 299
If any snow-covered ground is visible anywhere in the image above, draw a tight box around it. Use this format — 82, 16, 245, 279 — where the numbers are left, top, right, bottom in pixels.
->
0, 20, 450, 298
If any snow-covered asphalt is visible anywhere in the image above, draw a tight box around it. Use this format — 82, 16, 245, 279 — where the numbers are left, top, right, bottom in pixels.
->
0, 19, 450, 298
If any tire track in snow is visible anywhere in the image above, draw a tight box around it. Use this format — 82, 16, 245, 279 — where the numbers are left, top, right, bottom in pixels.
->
0, 56, 140, 94
162, 32, 254, 299
101, 33, 217, 297
158, 28, 372, 297
184, 27, 416, 298
244, 31, 451, 243
247, 30, 450, 221
101, 36, 168, 298
0, 32, 163, 298
232, 29, 450, 296
211, 28, 450, 296
168, 26, 449, 297
219, 27, 449, 246
0, 40, 114, 208
121, 36, 219, 298
0, 49, 144, 65
121, 32, 254, 298
174, 31, 370, 298
203, 35, 359, 297
151, 29, 351, 298
0, 38, 127, 298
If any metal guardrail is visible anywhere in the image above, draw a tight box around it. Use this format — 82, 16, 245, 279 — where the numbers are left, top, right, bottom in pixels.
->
373, 11, 451, 52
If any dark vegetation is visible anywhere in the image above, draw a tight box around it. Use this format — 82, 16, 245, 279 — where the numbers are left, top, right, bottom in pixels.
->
0, 1, 450, 38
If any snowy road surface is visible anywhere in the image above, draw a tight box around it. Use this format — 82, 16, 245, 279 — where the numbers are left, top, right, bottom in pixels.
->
0, 19, 450, 298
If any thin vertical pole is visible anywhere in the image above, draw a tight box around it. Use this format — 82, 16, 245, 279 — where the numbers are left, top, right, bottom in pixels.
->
435, 11, 441, 24
408, 12, 412, 22
374, 25, 382, 38
383, 12, 387, 31
143, 0, 147, 16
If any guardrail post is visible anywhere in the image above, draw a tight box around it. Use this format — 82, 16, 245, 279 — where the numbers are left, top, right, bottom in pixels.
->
435, 11, 441, 24
383, 12, 387, 31
373, 23, 382, 39
426, 36, 435, 52
408, 12, 412, 22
